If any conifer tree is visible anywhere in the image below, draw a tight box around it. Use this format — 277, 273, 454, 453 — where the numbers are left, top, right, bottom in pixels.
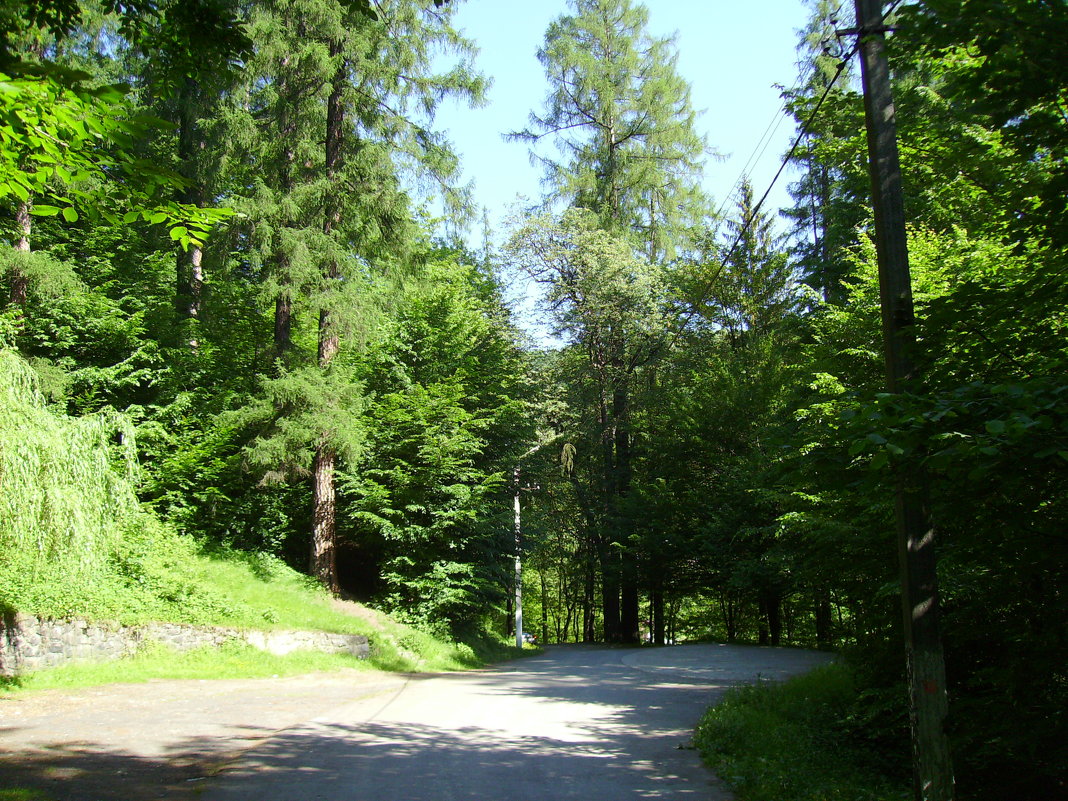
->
514, 0, 708, 641
512, 0, 708, 262
783, 0, 866, 302
233, 0, 484, 592
715, 178, 798, 342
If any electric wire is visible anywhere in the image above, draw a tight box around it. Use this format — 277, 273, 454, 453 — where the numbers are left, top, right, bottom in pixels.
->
708, 0, 851, 233
644, 46, 857, 368
713, 91, 796, 223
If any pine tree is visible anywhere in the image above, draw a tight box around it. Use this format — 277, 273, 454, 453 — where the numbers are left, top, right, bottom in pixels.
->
715, 178, 798, 342
512, 0, 708, 262
232, 0, 484, 592
514, 0, 708, 641
783, 0, 866, 303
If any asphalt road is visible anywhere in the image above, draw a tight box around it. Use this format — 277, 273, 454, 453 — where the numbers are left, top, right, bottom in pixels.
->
0, 643, 832, 800
200, 644, 832, 801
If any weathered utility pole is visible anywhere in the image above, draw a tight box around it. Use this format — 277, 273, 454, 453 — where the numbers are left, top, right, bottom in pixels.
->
850, 1, 954, 799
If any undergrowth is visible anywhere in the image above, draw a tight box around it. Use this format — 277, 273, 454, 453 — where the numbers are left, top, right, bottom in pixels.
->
0, 790, 52, 801
693, 663, 908, 801
2, 526, 363, 633
0, 348, 523, 689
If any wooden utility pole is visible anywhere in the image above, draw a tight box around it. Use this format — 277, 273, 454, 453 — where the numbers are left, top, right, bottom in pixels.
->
851, 1, 954, 798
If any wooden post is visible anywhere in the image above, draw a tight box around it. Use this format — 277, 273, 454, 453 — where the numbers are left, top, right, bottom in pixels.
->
851, 2, 954, 799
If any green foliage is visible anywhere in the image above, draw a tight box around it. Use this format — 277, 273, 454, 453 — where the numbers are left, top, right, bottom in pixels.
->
0, 790, 51, 801
0, 64, 231, 246
513, 0, 709, 258
694, 664, 908, 801
1, 640, 368, 693
0, 348, 138, 575
344, 255, 529, 635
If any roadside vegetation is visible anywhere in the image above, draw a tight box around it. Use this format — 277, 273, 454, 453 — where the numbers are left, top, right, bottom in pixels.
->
0, 324, 522, 694
695, 663, 908, 801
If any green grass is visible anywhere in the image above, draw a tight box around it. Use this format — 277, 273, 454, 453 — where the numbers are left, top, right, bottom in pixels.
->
0, 791, 53, 801
0, 525, 375, 633
1, 628, 525, 695
1, 535, 526, 692
0, 641, 371, 693
693, 663, 908, 801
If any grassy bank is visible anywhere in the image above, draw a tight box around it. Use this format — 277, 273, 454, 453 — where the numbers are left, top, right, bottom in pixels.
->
693, 662, 908, 801
0, 348, 524, 693
0, 538, 525, 693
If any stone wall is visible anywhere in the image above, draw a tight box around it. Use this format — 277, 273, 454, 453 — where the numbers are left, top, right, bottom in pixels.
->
0, 613, 369, 677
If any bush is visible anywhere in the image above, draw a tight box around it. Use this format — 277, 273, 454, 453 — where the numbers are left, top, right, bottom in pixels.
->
693, 663, 908, 801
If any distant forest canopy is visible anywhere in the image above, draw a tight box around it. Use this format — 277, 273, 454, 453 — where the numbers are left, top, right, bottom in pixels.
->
0, 2, 1065, 798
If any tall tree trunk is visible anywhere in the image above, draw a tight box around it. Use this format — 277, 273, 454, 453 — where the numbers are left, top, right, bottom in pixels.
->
10, 198, 31, 309
614, 380, 639, 644
767, 590, 782, 646
540, 569, 548, 644
309, 42, 345, 593
583, 556, 596, 643
758, 596, 770, 645
815, 588, 833, 646
600, 545, 621, 643
273, 53, 297, 368
274, 293, 293, 361
309, 445, 339, 594
175, 76, 205, 344
652, 582, 665, 646
597, 386, 622, 642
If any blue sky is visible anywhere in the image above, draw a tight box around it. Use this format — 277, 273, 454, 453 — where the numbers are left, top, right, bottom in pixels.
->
432, 0, 815, 244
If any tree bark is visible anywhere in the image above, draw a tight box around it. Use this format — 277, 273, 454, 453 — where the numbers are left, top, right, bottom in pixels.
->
309, 445, 339, 594
583, 556, 596, 643
309, 41, 346, 593
10, 198, 31, 309
652, 583, 665, 646
767, 590, 782, 646
600, 545, 621, 643
597, 388, 622, 642
273, 52, 297, 368
614, 380, 640, 644
815, 588, 833, 646
540, 569, 549, 644
274, 293, 293, 361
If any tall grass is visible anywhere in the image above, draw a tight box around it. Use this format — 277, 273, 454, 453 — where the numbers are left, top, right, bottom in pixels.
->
693, 663, 908, 801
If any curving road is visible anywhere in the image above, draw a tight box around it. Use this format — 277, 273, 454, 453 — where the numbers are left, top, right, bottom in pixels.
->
200, 644, 832, 801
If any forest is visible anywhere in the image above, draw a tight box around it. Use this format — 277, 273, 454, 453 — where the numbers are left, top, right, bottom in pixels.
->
1, 1, 1065, 799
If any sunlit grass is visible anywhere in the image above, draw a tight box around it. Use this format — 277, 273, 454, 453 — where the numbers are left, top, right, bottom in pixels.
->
0, 641, 372, 694
0, 615, 523, 695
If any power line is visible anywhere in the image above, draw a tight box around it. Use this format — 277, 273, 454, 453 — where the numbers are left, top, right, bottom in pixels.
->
714, 93, 794, 223
713, 0, 853, 221
648, 47, 856, 365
